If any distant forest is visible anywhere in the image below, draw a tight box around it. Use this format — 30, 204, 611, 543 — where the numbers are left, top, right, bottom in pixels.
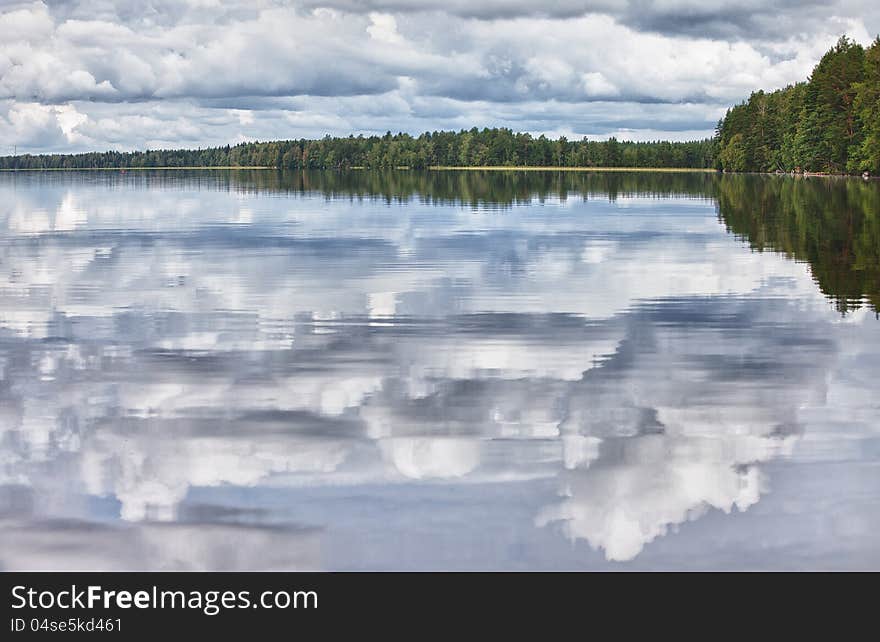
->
1, 36, 877, 174
717, 36, 880, 174
0, 131, 717, 171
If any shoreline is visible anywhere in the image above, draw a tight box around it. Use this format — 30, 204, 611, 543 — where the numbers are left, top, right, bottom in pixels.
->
0, 165, 715, 173
0, 166, 871, 177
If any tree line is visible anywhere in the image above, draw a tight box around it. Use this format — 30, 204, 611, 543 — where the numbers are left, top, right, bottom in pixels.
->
717, 36, 880, 174
0, 130, 717, 170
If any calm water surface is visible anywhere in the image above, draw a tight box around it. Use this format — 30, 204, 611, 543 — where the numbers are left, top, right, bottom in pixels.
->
1, 170, 879, 570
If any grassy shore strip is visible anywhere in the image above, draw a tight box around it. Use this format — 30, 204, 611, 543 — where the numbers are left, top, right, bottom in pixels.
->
428, 165, 716, 172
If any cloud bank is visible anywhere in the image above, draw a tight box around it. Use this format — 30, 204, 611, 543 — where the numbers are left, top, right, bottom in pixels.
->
0, 1, 877, 152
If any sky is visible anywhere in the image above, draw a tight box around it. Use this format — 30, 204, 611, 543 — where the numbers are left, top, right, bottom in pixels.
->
0, 0, 878, 153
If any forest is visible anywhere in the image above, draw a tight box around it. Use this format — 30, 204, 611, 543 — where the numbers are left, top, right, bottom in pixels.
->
717, 36, 880, 174
0, 130, 717, 170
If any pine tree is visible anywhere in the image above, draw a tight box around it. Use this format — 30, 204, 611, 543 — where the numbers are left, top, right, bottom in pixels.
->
850, 37, 880, 173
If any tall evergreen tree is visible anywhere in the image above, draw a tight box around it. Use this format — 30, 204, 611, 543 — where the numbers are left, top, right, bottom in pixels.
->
798, 36, 865, 171
850, 37, 880, 173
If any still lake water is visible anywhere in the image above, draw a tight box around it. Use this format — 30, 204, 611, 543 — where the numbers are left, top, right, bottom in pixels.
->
1, 169, 879, 570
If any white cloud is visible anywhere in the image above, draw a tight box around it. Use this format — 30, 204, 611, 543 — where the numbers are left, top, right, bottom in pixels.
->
0, 1, 875, 151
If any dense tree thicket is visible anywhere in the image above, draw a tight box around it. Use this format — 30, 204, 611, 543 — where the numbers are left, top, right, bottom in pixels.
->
0, 130, 717, 170
717, 36, 880, 174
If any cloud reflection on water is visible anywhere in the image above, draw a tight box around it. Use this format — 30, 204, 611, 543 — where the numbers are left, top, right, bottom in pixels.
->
0, 171, 877, 569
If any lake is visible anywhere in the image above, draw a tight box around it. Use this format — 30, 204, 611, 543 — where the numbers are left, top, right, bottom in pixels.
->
1, 169, 878, 570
